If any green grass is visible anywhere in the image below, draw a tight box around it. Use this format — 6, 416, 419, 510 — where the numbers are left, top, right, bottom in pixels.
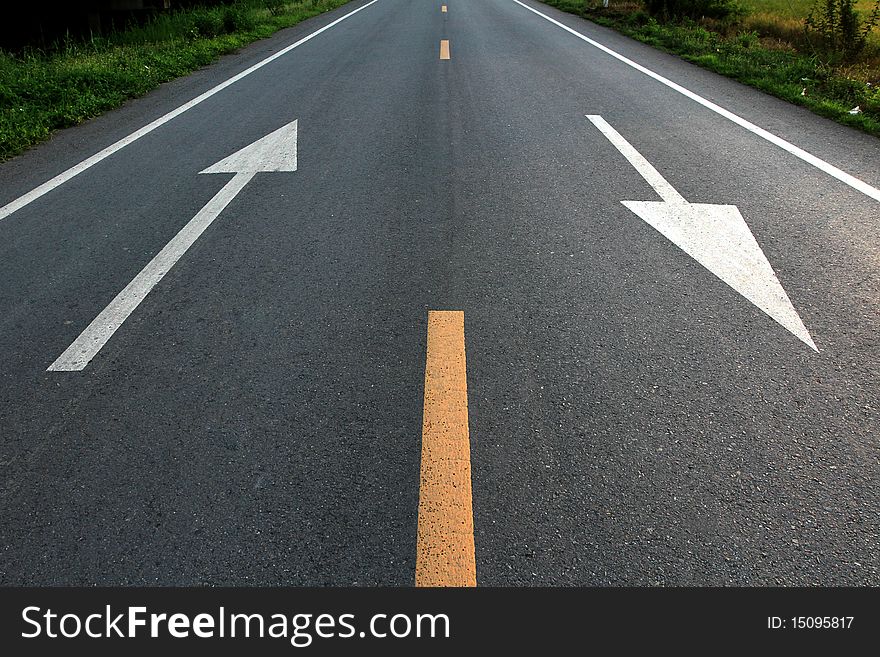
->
0, 0, 351, 161
540, 0, 880, 137
739, 0, 879, 52
738, 0, 876, 20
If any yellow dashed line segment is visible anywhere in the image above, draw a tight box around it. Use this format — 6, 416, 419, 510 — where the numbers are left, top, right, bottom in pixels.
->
415, 311, 476, 587
440, 39, 450, 60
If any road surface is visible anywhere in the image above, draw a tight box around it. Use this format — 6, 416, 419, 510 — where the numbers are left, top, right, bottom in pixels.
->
1, 0, 878, 586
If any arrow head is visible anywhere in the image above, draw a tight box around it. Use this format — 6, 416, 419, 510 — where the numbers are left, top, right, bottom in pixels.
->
622, 200, 817, 351
200, 119, 298, 174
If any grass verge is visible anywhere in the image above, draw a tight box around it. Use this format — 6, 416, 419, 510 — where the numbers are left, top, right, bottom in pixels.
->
539, 0, 880, 138
0, 0, 352, 162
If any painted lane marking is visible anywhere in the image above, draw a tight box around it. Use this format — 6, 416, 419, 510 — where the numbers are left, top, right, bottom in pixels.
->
442, 4, 447, 11
440, 39, 450, 60
512, 0, 880, 204
0, 0, 379, 223
48, 120, 298, 371
588, 115, 817, 351
48, 173, 252, 370
416, 311, 476, 587
589, 116, 686, 206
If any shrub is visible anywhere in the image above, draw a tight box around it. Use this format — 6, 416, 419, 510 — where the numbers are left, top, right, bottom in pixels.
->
191, 12, 223, 38
643, 0, 743, 22
805, 0, 880, 61
222, 6, 256, 33
265, 0, 288, 15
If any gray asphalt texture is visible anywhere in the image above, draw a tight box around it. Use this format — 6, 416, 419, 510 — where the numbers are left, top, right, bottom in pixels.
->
0, 0, 878, 586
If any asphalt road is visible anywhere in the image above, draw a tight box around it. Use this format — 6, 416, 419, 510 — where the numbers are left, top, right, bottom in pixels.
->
1, 0, 878, 586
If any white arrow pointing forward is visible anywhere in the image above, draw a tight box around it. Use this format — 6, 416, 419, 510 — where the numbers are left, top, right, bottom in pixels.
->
587, 115, 817, 352
48, 119, 298, 371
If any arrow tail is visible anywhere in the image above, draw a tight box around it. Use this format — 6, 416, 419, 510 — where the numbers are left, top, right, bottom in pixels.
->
587, 115, 686, 205
48, 172, 254, 371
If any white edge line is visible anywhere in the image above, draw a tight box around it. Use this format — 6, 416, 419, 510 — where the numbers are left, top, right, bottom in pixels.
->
0, 0, 380, 222
512, 0, 880, 204
47, 172, 254, 371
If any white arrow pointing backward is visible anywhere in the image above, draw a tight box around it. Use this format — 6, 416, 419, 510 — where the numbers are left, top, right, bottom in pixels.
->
587, 115, 817, 352
48, 119, 298, 371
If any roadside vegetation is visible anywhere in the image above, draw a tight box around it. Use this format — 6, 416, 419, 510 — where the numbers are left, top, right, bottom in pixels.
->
541, 0, 880, 137
0, 0, 351, 162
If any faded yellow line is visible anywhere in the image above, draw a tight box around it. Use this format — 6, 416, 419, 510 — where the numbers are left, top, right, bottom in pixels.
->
441, 4, 447, 11
415, 311, 476, 587
440, 39, 450, 60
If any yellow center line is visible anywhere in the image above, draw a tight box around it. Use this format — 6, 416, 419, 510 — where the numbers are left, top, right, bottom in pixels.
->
441, 4, 447, 11
415, 311, 476, 587
440, 39, 450, 60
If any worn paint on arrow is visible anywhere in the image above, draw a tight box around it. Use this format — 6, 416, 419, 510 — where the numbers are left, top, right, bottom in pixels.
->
587, 115, 817, 352
201, 120, 297, 174
48, 120, 299, 371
